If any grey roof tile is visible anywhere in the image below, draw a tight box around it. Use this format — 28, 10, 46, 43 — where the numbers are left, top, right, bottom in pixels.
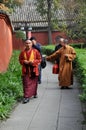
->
9, 0, 77, 29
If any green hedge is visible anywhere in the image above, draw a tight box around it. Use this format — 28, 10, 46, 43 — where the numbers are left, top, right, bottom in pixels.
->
74, 49, 86, 101
0, 51, 23, 120
70, 43, 86, 48
42, 45, 55, 55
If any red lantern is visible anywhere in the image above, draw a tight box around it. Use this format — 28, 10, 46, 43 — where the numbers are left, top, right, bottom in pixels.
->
52, 64, 59, 74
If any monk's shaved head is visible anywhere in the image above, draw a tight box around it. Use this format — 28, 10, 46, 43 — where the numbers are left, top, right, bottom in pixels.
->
60, 38, 64, 42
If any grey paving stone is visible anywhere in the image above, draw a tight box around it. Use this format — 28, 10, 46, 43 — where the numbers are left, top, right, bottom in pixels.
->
83, 125, 86, 130
57, 117, 83, 130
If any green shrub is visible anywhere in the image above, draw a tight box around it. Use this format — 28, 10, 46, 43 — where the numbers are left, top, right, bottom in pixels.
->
0, 51, 23, 120
70, 43, 86, 49
42, 45, 55, 55
74, 49, 86, 101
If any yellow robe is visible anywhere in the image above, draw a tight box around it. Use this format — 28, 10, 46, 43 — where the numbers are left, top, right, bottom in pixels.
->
47, 45, 76, 87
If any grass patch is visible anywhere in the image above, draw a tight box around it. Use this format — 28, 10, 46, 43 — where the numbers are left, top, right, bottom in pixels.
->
0, 50, 23, 120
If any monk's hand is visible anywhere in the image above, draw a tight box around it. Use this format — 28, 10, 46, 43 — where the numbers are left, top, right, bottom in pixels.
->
64, 54, 69, 61
46, 56, 50, 61
24, 60, 29, 64
28, 61, 33, 66
64, 54, 68, 57
55, 60, 57, 64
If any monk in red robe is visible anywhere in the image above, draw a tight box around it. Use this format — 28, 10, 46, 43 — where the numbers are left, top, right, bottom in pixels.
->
46, 38, 76, 89
19, 39, 41, 103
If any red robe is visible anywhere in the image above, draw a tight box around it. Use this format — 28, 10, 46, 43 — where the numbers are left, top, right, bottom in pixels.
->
19, 48, 41, 98
19, 48, 41, 77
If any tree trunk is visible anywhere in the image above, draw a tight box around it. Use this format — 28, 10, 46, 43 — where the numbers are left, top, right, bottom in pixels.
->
48, 25, 52, 44
47, 0, 52, 44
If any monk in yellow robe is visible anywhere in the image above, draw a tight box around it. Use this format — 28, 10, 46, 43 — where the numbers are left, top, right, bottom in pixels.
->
46, 38, 76, 89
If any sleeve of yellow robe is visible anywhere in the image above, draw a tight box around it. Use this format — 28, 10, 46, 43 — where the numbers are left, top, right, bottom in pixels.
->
65, 47, 76, 62
46, 50, 60, 61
